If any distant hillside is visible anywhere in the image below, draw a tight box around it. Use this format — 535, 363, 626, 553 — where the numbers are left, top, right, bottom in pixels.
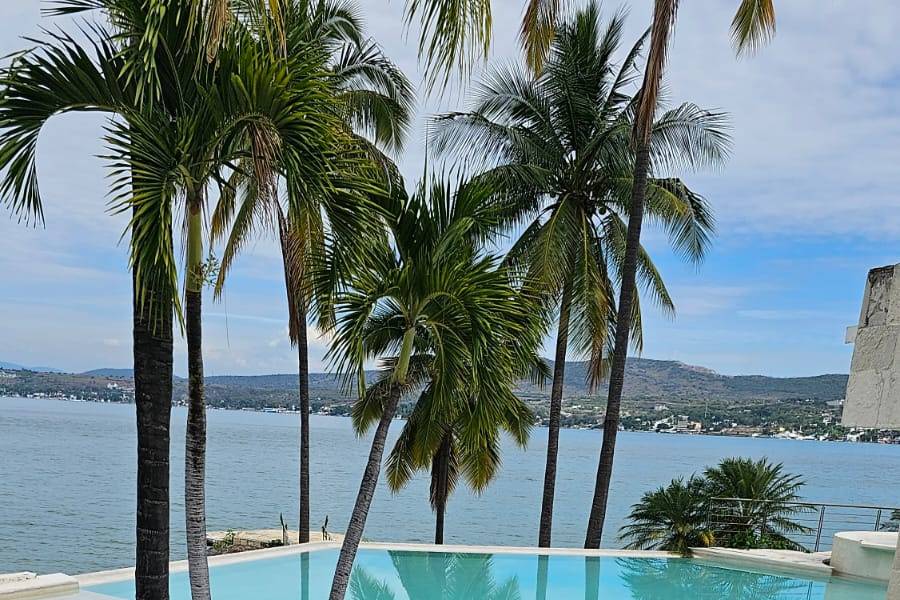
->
5, 357, 849, 407
0, 361, 61, 373
529, 358, 849, 402
81, 368, 135, 378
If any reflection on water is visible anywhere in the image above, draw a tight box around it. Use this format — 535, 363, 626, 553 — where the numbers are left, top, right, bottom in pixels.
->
348, 552, 522, 600
614, 557, 886, 600
90, 548, 887, 600
616, 557, 810, 599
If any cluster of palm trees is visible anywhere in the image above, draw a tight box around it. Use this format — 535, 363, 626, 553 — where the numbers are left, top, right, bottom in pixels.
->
0, 1, 778, 600
620, 457, 810, 555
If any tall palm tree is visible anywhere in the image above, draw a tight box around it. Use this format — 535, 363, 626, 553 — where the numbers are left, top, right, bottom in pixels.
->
117, 18, 347, 599
211, 0, 413, 545
618, 476, 713, 555
431, 2, 727, 547
0, 10, 179, 598
0, 4, 348, 597
325, 176, 543, 599
584, 0, 777, 549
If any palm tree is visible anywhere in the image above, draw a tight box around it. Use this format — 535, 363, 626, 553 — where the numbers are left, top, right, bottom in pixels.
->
0, 10, 180, 598
585, 0, 778, 549
618, 476, 713, 555
325, 176, 542, 599
119, 18, 347, 599
431, 2, 727, 547
0, 4, 348, 597
211, 0, 413, 545
384, 342, 543, 544
619, 458, 810, 554
704, 457, 811, 550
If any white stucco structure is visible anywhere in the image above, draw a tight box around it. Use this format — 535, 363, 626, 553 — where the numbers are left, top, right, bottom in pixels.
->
843, 262, 900, 598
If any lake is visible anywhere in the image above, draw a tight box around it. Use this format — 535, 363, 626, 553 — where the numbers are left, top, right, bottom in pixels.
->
2, 396, 898, 575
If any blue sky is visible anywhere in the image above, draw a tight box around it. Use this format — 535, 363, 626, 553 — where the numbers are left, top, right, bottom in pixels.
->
2, 1, 899, 377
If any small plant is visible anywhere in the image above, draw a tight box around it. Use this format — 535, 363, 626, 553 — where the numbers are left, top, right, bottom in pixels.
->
211, 529, 236, 552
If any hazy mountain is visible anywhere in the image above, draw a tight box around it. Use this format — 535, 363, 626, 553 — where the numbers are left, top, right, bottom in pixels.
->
80, 368, 135, 378
0, 361, 61, 373
528, 359, 849, 402
7, 357, 849, 405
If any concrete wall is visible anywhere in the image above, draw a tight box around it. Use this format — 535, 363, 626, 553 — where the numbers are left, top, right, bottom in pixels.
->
843, 263, 900, 428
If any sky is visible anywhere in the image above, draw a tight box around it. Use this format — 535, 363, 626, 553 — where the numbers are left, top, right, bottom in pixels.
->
2, 1, 899, 378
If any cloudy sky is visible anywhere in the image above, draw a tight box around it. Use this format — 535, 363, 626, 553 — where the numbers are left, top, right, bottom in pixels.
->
2, 1, 899, 377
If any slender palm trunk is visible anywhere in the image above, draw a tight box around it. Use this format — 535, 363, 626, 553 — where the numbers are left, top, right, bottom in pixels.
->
538, 283, 572, 547
185, 198, 211, 600
327, 385, 401, 599
584, 141, 650, 549
133, 262, 173, 600
297, 305, 310, 544
329, 328, 415, 600
431, 432, 452, 545
277, 210, 311, 544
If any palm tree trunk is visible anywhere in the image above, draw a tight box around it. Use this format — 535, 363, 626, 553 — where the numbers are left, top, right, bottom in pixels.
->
431, 432, 452, 545
297, 305, 310, 544
133, 263, 173, 600
538, 282, 572, 547
584, 140, 651, 549
327, 385, 401, 600
185, 198, 211, 600
276, 208, 310, 544
584, 0, 676, 549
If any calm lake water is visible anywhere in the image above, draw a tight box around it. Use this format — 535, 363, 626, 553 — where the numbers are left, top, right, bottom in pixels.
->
2, 396, 899, 575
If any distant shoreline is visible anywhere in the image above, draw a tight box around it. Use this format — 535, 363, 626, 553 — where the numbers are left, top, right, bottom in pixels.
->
4, 393, 897, 445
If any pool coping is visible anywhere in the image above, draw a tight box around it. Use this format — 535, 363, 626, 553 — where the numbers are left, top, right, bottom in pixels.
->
75, 542, 676, 587
691, 547, 833, 581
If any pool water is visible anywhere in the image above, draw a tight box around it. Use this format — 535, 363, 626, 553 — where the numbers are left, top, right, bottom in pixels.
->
87, 549, 888, 599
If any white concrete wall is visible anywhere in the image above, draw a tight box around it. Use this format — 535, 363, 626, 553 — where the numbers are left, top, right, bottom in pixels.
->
890, 534, 900, 600
843, 263, 900, 428
830, 532, 895, 582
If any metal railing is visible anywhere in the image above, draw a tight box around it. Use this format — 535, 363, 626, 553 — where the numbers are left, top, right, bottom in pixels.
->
707, 497, 900, 553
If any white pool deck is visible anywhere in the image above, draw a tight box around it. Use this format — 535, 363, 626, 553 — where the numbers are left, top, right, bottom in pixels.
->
2, 539, 888, 600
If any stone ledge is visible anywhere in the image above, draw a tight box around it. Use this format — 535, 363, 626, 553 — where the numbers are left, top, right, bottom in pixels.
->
0, 573, 78, 600
691, 547, 832, 579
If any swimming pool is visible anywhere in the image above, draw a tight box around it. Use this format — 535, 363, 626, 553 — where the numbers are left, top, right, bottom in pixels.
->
85, 547, 888, 599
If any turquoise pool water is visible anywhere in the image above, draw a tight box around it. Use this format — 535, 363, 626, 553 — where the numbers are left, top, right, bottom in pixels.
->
86, 548, 888, 599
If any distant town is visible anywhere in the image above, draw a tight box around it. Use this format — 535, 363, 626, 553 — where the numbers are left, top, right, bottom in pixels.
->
3, 359, 898, 444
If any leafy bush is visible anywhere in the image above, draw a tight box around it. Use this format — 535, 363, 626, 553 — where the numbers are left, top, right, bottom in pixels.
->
620, 457, 810, 554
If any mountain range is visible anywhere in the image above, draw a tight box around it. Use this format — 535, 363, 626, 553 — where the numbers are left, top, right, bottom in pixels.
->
2, 357, 849, 404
